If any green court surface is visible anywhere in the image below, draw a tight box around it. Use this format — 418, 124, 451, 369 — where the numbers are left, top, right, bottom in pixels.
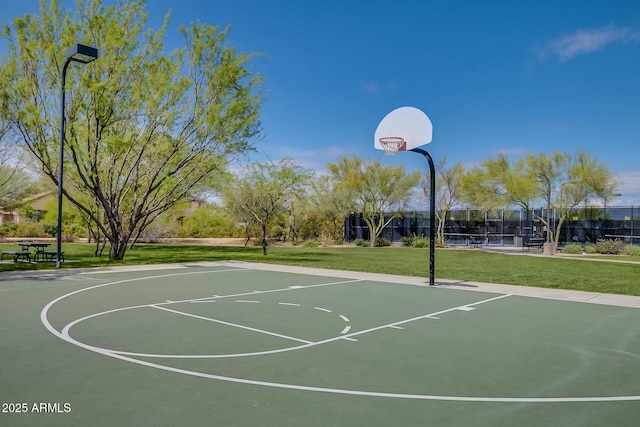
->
1, 261, 639, 426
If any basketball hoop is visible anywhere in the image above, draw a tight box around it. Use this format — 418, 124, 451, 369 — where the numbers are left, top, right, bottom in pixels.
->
378, 137, 406, 156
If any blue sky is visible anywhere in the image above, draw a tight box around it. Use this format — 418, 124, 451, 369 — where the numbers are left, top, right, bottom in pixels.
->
3, 0, 640, 205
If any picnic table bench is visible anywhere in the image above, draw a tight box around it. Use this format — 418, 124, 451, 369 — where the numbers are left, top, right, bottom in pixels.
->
523, 237, 545, 250
38, 250, 63, 262
1, 251, 31, 263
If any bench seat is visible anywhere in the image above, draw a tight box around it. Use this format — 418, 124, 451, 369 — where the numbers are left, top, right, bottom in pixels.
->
37, 250, 64, 262
1, 251, 31, 262
469, 236, 484, 248
523, 238, 545, 250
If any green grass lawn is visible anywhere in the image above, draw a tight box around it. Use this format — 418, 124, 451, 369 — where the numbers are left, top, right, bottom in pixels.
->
1, 242, 639, 296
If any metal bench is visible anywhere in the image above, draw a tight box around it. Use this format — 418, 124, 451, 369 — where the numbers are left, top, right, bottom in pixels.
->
1, 251, 31, 263
469, 236, 484, 248
523, 238, 545, 250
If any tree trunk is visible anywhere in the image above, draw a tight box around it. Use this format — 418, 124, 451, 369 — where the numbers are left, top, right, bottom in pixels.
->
261, 224, 268, 255
362, 217, 378, 247
108, 221, 129, 260
96, 239, 107, 258
243, 221, 252, 247
109, 240, 127, 260
436, 211, 446, 247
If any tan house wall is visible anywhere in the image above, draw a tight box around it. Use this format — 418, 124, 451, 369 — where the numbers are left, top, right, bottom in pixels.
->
0, 191, 54, 225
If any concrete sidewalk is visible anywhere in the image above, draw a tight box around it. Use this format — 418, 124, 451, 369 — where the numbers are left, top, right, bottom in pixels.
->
2, 260, 639, 309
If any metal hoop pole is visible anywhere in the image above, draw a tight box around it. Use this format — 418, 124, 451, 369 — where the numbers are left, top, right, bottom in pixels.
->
410, 148, 435, 286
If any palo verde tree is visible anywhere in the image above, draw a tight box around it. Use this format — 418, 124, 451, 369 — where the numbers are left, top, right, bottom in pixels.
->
328, 156, 420, 247
302, 174, 352, 243
0, 118, 36, 211
223, 159, 312, 255
462, 150, 618, 253
420, 157, 465, 246
0, 0, 263, 260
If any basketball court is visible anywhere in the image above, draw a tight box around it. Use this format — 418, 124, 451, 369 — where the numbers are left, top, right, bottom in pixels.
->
2, 106, 638, 426
1, 261, 639, 426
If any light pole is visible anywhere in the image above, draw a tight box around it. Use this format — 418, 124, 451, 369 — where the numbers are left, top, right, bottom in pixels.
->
57, 43, 98, 268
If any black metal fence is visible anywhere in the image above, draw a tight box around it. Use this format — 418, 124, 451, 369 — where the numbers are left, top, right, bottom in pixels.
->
344, 206, 640, 246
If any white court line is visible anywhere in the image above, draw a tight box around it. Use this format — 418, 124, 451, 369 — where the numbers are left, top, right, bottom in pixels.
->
96, 294, 515, 359
341, 326, 352, 334
235, 300, 259, 303
49, 313, 640, 403
279, 302, 300, 307
165, 278, 364, 305
54, 274, 367, 360
314, 307, 332, 313
151, 305, 312, 344
328, 294, 513, 342
339, 315, 350, 322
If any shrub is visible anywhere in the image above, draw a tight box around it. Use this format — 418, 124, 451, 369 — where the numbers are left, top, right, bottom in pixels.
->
400, 235, 429, 248
412, 236, 429, 248
584, 244, 598, 254
401, 236, 414, 246
623, 244, 640, 256
318, 231, 334, 247
42, 223, 58, 237
297, 213, 326, 241
561, 243, 583, 254
0, 222, 18, 237
354, 238, 369, 247
375, 237, 392, 247
8, 221, 49, 238
177, 206, 237, 238
137, 220, 174, 243
302, 239, 318, 247
596, 239, 625, 255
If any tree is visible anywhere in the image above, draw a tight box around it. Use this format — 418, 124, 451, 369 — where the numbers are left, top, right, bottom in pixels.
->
462, 151, 618, 253
303, 174, 352, 243
1, 0, 263, 260
0, 153, 36, 213
328, 156, 420, 247
420, 157, 464, 246
223, 159, 312, 255
178, 204, 238, 238
0, 119, 37, 210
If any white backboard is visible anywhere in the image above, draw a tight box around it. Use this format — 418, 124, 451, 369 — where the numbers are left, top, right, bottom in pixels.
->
374, 106, 432, 151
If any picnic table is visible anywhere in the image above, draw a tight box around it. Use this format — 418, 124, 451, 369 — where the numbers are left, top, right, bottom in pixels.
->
1, 241, 62, 263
